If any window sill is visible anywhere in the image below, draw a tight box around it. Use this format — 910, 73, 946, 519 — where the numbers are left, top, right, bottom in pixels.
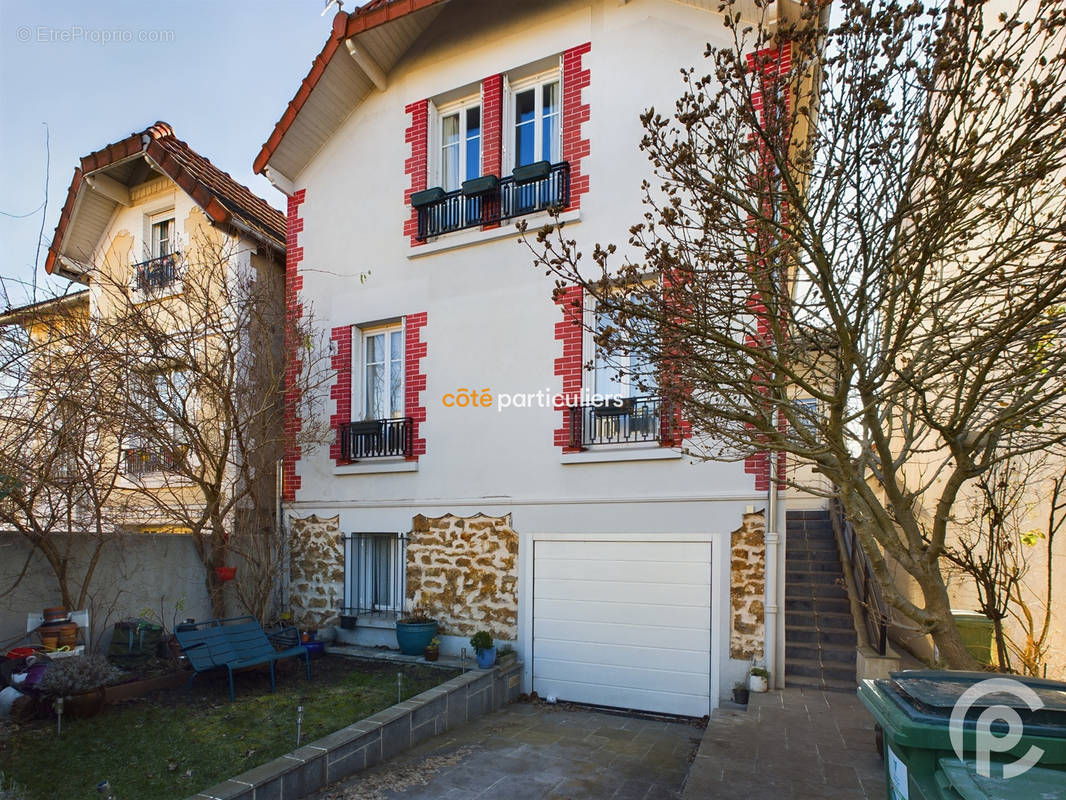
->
560, 446, 683, 465
333, 458, 418, 475
129, 281, 183, 304
116, 472, 191, 489
407, 208, 581, 259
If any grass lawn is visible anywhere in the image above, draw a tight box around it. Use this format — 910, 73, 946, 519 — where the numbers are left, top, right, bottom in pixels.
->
0, 657, 458, 800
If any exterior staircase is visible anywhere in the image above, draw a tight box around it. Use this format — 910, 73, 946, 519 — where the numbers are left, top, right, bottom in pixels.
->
784, 509, 858, 691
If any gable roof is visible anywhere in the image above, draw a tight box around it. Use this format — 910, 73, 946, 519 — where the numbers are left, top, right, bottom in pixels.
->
46, 122, 286, 280
253, 0, 450, 184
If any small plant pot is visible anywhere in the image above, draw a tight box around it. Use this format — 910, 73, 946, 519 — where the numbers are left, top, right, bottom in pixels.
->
300, 630, 317, 644
733, 686, 750, 705
424, 644, 439, 662
749, 674, 768, 693
39, 630, 60, 651
475, 647, 496, 669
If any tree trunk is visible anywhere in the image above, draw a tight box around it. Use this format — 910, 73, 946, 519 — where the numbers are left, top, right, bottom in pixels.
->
918, 570, 981, 670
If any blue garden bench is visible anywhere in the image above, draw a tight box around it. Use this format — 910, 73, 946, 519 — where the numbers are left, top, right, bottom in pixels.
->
174, 616, 310, 701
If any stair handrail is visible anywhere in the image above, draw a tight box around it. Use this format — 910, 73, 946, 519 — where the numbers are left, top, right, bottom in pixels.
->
829, 498, 890, 656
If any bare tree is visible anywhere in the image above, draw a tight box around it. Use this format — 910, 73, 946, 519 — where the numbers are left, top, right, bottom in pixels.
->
946, 451, 1065, 675
523, 0, 1066, 668
88, 229, 328, 621
0, 292, 132, 613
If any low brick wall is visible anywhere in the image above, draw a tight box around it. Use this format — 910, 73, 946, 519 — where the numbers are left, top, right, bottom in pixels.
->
188, 662, 523, 800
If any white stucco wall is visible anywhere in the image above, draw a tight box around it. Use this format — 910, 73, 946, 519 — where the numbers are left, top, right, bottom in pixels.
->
284, 0, 775, 707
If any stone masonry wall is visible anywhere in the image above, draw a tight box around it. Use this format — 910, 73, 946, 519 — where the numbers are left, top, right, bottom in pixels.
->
289, 514, 343, 630
730, 511, 766, 660
407, 514, 518, 640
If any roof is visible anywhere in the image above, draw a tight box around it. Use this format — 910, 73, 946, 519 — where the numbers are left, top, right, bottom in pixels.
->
0, 289, 89, 327
46, 122, 286, 279
253, 0, 450, 181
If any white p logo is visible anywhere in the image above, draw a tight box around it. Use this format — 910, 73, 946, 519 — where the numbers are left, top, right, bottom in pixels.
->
949, 678, 1045, 779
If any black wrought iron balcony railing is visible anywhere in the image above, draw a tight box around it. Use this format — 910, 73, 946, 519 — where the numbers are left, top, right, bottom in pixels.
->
132, 253, 180, 291
340, 418, 413, 460
413, 161, 570, 242
123, 447, 184, 476
568, 396, 670, 449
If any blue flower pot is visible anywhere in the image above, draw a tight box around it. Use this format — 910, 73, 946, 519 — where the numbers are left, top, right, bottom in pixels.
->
395, 621, 438, 655
475, 647, 496, 669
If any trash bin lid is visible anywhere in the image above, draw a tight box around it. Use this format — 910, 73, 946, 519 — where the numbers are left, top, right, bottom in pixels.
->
883, 671, 1066, 735
936, 757, 1066, 800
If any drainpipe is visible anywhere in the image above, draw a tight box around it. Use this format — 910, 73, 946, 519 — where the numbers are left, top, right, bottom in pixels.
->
276, 458, 288, 615
765, 446, 782, 689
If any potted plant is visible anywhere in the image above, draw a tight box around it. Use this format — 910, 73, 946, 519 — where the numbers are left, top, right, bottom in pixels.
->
395, 607, 438, 656
424, 636, 440, 662
732, 681, 750, 705
748, 665, 770, 693
36, 654, 123, 719
470, 630, 496, 669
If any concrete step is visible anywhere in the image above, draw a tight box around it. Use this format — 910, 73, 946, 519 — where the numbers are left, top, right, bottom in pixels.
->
786, 581, 848, 599
786, 625, 858, 647
787, 570, 843, 586
784, 558, 844, 573
786, 642, 856, 665
785, 657, 855, 684
785, 596, 852, 615
784, 673, 857, 692
784, 612, 855, 633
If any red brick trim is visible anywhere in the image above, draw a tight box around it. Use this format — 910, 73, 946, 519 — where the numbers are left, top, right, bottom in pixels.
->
553, 286, 584, 452
481, 73, 503, 230
282, 189, 307, 502
404, 99, 429, 246
404, 312, 428, 460
329, 325, 353, 464
562, 43, 591, 210
743, 43, 792, 491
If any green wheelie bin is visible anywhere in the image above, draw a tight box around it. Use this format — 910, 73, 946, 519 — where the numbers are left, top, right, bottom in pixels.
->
858, 670, 1066, 800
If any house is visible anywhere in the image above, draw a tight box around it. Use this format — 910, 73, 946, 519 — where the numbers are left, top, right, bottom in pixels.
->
0, 122, 288, 643
257, 0, 807, 716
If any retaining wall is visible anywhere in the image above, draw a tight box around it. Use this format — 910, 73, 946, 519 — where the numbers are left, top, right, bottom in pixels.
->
188, 661, 523, 800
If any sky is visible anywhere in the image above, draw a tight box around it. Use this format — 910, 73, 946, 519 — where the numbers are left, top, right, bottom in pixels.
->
0, 0, 336, 309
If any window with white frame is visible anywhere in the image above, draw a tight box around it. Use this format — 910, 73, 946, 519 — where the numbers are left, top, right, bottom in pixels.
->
151, 218, 175, 259
588, 296, 658, 399
358, 323, 404, 421
437, 98, 482, 192
510, 71, 561, 170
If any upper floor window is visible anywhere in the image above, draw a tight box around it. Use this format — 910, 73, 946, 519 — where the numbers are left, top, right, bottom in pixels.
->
512, 72, 560, 170
360, 323, 404, 421
151, 218, 174, 259
439, 100, 481, 192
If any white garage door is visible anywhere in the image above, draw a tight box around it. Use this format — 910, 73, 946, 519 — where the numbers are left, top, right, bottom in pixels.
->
532, 539, 712, 717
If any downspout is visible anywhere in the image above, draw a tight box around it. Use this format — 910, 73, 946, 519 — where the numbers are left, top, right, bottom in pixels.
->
765, 444, 783, 689
277, 458, 288, 616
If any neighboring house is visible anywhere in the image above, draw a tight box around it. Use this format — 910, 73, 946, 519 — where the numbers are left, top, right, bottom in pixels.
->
257, 0, 807, 715
0, 123, 287, 641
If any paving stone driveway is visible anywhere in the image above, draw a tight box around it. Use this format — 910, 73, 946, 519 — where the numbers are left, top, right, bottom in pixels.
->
310, 701, 704, 800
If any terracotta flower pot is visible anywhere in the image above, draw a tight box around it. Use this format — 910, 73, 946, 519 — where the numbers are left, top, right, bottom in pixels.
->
424, 644, 439, 662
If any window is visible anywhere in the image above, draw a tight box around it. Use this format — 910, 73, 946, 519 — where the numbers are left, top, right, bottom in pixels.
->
135, 215, 178, 291
151, 218, 174, 259
359, 324, 404, 421
439, 102, 481, 192
792, 397, 820, 433
571, 296, 665, 448
125, 369, 190, 475
512, 74, 561, 169
343, 532, 406, 615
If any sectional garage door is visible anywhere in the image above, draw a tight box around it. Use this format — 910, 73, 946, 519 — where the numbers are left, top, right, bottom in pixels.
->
532, 539, 713, 717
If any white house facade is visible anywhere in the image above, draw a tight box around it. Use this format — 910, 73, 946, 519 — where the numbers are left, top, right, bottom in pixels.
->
259, 0, 800, 716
